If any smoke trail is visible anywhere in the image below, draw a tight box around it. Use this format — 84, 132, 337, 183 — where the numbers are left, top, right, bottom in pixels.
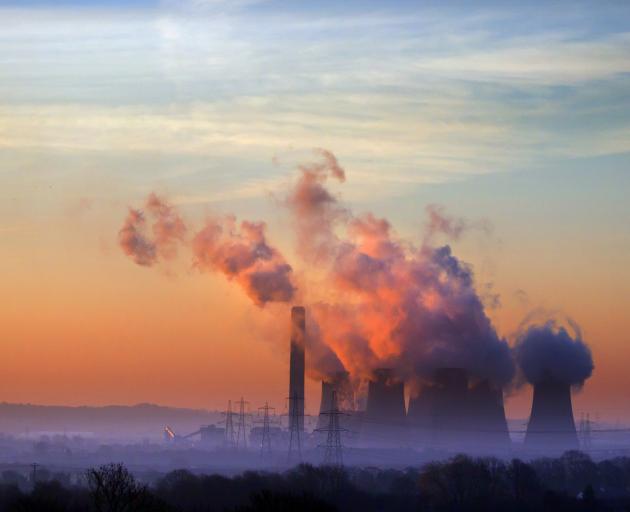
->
118, 194, 186, 266
145, 193, 187, 260
514, 320, 594, 387
191, 216, 296, 307
119, 208, 157, 266
286, 148, 348, 263
425, 204, 467, 241
285, 151, 515, 386
119, 196, 296, 307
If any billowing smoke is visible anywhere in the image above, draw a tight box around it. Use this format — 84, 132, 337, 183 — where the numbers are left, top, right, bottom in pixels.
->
425, 204, 467, 241
514, 320, 594, 387
120, 150, 587, 391
146, 193, 187, 260
284, 151, 515, 386
118, 196, 296, 307
191, 217, 296, 307
119, 209, 156, 266
286, 148, 348, 263
118, 193, 186, 266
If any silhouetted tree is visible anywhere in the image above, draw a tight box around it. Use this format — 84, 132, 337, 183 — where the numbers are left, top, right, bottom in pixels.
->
506, 458, 542, 509
86, 463, 155, 512
419, 455, 509, 511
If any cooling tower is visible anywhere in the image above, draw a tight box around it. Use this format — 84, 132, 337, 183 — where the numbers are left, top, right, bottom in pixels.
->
407, 384, 438, 444
288, 306, 305, 433
467, 380, 511, 451
317, 371, 353, 429
431, 368, 469, 449
525, 375, 578, 453
360, 368, 406, 447
366, 368, 406, 420
407, 370, 511, 453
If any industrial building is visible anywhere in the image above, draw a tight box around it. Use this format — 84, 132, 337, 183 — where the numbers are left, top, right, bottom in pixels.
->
161, 307, 585, 458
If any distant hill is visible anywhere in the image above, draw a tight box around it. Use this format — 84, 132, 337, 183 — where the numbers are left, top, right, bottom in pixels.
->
0, 402, 223, 441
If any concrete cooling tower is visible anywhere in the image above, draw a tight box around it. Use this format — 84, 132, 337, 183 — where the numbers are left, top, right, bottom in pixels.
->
316, 371, 357, 439
431, 368, 469, 448
288, 306, 305, 433
467, 380, 511, 451
407, 369, 511, 453
317, 371, 354, 429
360, 368, 406, 447
525, 375, 578, 453
407, 384, 438, 444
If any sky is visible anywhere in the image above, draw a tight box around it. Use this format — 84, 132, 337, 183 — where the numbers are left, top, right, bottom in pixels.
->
0, 0, 629, 422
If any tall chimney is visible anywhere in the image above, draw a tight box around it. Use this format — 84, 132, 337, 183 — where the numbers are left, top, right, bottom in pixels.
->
289, 306, 306, 433
525, 375, 578, 453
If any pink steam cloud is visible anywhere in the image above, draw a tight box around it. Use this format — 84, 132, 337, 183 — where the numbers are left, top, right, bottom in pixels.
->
191, 217, 296, 307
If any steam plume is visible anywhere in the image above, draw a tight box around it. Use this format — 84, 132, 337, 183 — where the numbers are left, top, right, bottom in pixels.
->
514, 320, 594, 387
118, 194, 186, 266
118, 196, 296, 307
286, 148, 348, 263
191, 217, 296, 307
145, 193, 187, 259
425, 204, 467, 240
119, 208, 156, 266
285, 151, 515, 386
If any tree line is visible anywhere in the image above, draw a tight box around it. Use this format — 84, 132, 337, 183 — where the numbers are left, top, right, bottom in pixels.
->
1, 451, 630, 511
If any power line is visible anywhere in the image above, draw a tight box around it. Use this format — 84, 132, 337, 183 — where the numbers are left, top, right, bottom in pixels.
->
358, 414, 630, 434
316, 390, 348, 467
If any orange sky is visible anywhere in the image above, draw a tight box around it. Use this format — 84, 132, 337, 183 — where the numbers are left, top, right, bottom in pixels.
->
1, 187, 628, 422
1, 1, 629, 424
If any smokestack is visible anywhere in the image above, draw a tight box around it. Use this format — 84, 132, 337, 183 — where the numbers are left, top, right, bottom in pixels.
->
361, 368, 406, 447
525, 375, 578, 453
289, 306, 306, 433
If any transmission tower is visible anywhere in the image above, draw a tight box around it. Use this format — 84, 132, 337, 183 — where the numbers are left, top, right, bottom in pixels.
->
258, 402, 275, 456
579, 413, 592, 452
223, 400, 236, 449
316, 390, 347, 467
287, 392, 303, 462
235, 397, 249, 450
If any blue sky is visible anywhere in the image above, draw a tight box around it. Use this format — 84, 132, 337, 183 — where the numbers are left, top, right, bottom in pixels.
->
1, 0, 629, 212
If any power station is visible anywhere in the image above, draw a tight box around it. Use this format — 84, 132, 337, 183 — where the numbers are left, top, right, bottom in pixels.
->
162, 307, 588, 459
285, 308, 582, 455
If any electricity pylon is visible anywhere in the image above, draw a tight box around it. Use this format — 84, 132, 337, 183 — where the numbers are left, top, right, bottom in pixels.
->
258, 402, 275, 456
235, 397, 249, 450
316, 390, 347, 467
223, 400, 236, 449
